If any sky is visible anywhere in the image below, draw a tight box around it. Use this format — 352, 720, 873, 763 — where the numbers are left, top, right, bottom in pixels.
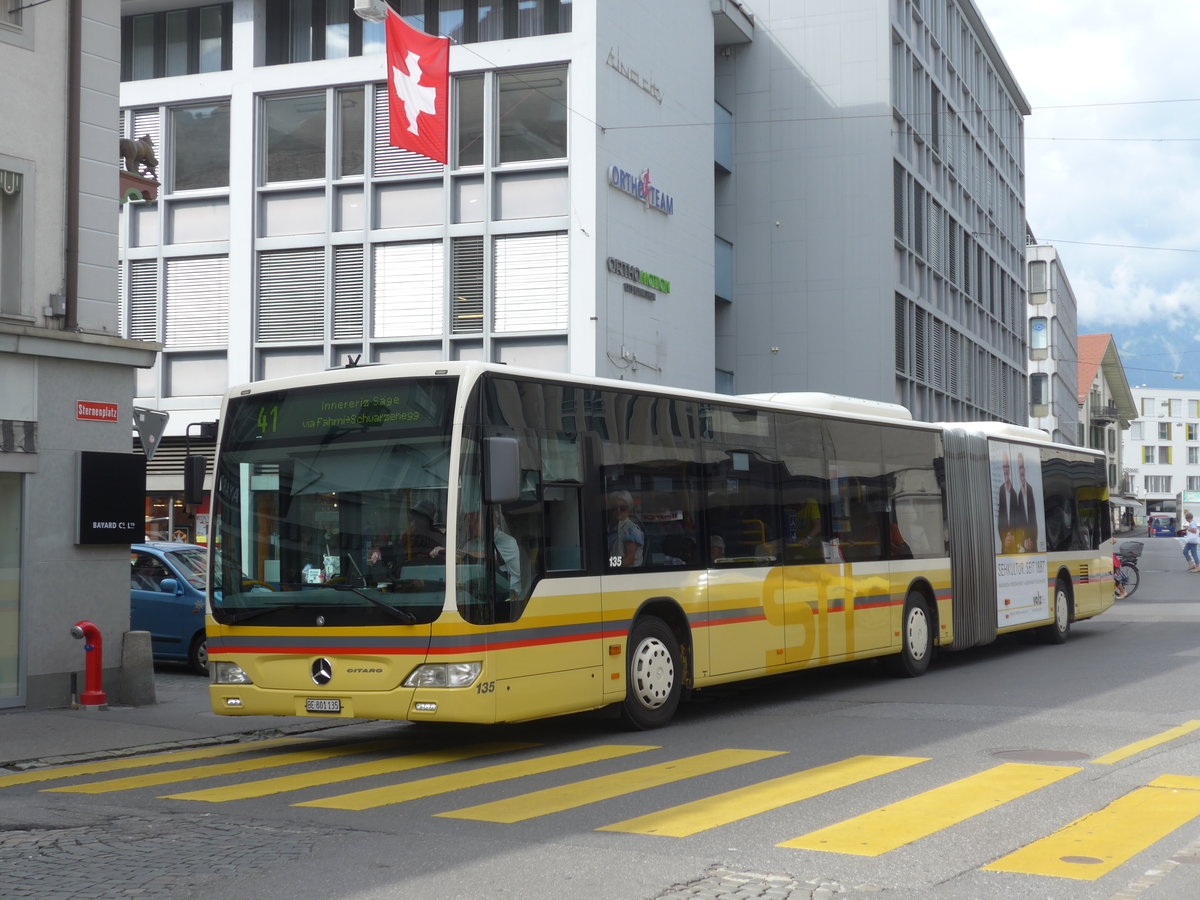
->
971, 0, 1200, 389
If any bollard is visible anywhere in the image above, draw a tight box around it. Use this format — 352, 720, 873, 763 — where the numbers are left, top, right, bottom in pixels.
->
70, 620, 108, 709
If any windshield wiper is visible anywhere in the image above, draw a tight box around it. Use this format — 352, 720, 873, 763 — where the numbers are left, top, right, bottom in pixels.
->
331, 585, 417, 624
221, 602, 310, 625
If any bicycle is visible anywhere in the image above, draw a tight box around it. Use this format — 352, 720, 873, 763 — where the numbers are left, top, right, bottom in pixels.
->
1115, 540, 1142, 599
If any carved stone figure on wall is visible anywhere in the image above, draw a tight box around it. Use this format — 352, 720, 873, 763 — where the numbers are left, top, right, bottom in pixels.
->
119, 135, 158, 180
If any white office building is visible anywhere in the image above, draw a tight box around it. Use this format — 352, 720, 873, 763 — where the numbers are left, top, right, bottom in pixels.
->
1126, 387, 1200, 518
118, 0, 1033, 531
1025, 234, 1079, 446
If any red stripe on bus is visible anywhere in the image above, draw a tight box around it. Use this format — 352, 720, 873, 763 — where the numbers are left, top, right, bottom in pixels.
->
696, 613, 768, 628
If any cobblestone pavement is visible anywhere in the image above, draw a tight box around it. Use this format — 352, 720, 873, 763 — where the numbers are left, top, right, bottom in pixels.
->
0, 814, 329, 899
654, 867, 883, 900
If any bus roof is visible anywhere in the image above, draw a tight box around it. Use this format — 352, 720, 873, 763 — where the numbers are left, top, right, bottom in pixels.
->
220, 362, 1088, 455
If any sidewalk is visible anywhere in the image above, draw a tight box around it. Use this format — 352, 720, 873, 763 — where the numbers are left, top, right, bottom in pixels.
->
0, 669, 359, 771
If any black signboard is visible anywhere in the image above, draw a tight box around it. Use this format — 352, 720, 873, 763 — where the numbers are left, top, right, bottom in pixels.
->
78, 451, 145, 544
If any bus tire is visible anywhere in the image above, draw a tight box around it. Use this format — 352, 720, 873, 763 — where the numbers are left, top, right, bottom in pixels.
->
1037, 579, 1071, 645
621, 616, 681, 730
886, 593, 932, 678
188, 632, 209, 676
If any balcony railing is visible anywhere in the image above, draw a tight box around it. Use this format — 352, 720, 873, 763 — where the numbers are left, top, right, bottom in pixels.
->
1091, 405, 1119, 423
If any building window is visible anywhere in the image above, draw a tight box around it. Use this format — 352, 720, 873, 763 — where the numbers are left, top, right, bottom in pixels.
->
374, 241, 444, 337
1028, 259, 1047, 295
1028, 316, 1048, 358
456, 74, 485, 168
1159, 422, 1171, 441
497, 67, 568, 163
1130, 421, 1143, 440
173, 103, 231, 191
493, 232, 567, 332
1142, 447, 1154, 464
264, 93, 327, 183
1189, 475, 1200, 491
264, 0, 570, 65
122, 4, 232, 81
1189, 447, 1199, 466
0, 167, 22, 316
1029, 373, 1048, 415
339, 88, 365, 177
1141, 397, 1156, 416
1145, 475, 1171, 493
1188, 423, 1198, 442
1159, 446, 1172, 465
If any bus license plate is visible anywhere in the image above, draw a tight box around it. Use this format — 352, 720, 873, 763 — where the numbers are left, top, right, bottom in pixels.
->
305, 698, 341, 713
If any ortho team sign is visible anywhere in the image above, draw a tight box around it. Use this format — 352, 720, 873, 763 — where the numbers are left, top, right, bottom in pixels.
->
607, 165, 675, 214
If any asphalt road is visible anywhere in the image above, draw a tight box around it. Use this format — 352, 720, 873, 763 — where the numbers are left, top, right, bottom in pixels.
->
4, 535, 1200, 900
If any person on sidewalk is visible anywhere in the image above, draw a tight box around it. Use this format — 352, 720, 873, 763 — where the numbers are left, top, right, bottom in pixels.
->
1182, 510, 1200, 572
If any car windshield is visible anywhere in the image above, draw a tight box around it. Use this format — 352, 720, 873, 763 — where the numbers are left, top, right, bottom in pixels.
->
165, 548, 207, 589
209, 377, 456, 627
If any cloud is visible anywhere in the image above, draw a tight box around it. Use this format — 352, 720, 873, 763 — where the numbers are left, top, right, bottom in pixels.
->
975, 0, 1200, 374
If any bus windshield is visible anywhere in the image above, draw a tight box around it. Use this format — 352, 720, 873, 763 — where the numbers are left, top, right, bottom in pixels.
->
209, 376, 456, 627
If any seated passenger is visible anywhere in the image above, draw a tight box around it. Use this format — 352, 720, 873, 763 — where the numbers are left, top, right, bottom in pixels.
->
607, 490, 644, 567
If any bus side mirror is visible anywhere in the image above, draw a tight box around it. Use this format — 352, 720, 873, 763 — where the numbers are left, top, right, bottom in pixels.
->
483, 437, 521, 504
184, 455, 208, 506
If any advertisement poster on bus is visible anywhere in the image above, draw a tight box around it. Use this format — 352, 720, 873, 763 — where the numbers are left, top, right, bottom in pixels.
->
991, 441, 1048, 627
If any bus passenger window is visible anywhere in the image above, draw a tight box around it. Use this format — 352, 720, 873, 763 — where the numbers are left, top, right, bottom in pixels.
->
607, 490, 644, 568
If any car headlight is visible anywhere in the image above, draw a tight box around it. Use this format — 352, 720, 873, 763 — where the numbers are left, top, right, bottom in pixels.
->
403, 662, 481, 688
211, 662, 253, 685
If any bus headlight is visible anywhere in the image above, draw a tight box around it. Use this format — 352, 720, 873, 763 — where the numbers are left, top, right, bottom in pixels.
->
403, 662, 481, 688
211, 662, 254, 685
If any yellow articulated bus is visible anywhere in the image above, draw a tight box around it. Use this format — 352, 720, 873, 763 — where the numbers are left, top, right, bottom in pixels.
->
206, 362, 1115, 729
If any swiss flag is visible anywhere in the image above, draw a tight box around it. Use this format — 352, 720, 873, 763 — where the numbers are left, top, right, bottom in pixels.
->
385, 12, 450, 164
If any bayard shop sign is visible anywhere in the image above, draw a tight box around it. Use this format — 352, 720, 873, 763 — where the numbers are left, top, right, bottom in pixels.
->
607, 165, 674, 214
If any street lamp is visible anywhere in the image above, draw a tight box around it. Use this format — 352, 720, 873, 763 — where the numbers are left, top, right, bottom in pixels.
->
353, 0, 390, 22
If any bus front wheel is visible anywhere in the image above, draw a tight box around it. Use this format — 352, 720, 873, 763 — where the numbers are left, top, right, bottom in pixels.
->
886, 593, 932, 678
621, 616, 682, 730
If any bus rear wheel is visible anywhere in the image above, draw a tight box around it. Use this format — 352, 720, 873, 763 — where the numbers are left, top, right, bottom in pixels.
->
1037, 580, 1071, 645
621, 616, 682, 730
886, 593, 932, 677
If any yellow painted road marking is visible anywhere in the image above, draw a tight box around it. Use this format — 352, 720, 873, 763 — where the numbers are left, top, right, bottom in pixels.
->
779, 763, 1079, 856
1091, 721, 1200, 765
44, 740, 399, 794
984, 775, 1200, 880
162, 742, 536, 802
0, 737, 310, 788
599, 755, 927, 837
297, 744, 658, 811
439, 749, 785, 823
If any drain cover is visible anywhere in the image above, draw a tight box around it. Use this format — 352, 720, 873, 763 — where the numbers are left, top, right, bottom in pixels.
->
992, 749, 1092, 762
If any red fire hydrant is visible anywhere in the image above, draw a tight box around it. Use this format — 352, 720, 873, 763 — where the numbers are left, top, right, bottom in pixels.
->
70, 620, 108, 709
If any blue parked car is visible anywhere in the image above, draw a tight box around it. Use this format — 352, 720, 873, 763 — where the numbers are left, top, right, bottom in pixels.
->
130, 542, 209, 674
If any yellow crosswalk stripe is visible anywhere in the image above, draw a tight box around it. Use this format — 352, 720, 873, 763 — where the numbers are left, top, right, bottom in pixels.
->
439, 749, 785, 824
296, 744, 659, 811
599, 755, 927, 837
0, 737, 311, 788
779, 763, 1079, 856
983, 775, 1200, 880
162, 742, 537, 802
1091, 721, 1200, 765
43, 740, 399, 794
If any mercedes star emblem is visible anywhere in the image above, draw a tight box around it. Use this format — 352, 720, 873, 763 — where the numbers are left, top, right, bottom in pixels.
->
311, 657, 333, 685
